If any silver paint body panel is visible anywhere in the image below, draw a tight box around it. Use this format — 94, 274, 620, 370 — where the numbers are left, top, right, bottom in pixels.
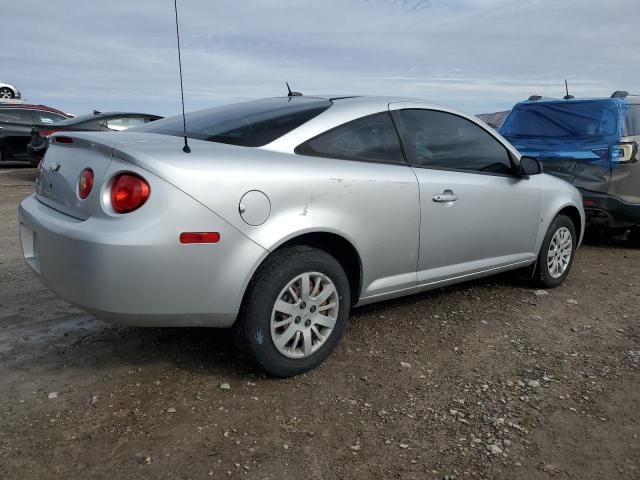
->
19, 96, 585, 326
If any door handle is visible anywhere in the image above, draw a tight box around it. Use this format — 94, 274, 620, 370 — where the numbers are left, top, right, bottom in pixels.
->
432, 189, 458, 203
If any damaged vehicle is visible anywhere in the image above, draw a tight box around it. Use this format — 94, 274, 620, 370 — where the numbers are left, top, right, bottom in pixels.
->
500, 92, 640, 236
0, 103, 71, 165
27, 111, 163, 161
19, 95, 584, 377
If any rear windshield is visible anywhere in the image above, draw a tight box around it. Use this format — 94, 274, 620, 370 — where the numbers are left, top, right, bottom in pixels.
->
500, 100, 622, 139
130, 97, 332, 147
54, 113, 102, 125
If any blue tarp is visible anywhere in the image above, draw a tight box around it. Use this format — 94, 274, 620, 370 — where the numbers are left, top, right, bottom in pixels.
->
500, 98, 629, 161
500, 98, 631, 192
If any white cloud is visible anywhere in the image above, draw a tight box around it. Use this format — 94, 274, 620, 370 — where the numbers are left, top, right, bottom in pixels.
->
2, 0, 637, 116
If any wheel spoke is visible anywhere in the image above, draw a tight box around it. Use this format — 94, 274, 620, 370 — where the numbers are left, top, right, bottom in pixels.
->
313, 283, 336, 304
313, 313, 336, 330
302, 329, 313, 356
274, 300, 296, 316
274, 316, 293, 328
310, 276, 322, 297
274, 326, 299, 350
310, 325, 323, 342
300, 273, 311, 298
317, 302, 337, 313
288, 286, 299, 303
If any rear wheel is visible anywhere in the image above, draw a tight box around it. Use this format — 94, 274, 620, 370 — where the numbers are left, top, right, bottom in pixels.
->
0, 87, 14, 99
534, 214, 576, 288
233, 245, 350, 377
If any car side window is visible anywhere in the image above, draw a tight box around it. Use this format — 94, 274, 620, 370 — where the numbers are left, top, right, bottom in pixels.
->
296, 112, 405, 164
395, 109, 514, 175
33, 111, 67, 125
625, 105, 640, 136
0, 109, 34, 124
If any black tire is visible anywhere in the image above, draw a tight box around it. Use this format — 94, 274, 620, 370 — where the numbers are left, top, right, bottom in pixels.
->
233, 245, 351, 377
627, 227, 640, 246
534, 214, 577, 288
0, 87, 14, 99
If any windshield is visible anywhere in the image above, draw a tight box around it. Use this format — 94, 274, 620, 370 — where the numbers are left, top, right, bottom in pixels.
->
130, 97, 332, 147
500, 100, 621, 139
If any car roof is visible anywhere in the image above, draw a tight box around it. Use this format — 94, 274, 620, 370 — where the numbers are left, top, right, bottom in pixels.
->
517, 96, 640, 107
0, 103, 70, 117
272, 95, 452, 115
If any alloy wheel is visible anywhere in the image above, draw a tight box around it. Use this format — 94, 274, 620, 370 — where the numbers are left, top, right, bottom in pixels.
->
270, 271, 339, 359
547, 226, 572, 279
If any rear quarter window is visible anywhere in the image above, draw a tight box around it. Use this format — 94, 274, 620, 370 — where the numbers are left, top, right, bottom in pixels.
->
295, 112, 404, 164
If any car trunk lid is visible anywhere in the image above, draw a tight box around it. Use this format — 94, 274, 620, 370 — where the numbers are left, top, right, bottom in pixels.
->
35, 133, 119, 220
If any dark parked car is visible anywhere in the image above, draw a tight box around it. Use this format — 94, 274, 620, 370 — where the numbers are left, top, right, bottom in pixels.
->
500, 91, 640, 235
28, 111, 163, 160
0, 104, 71, 165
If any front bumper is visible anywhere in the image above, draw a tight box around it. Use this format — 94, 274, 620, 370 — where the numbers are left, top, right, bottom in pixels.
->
581, 190, 640, 229
19, 193, 267, 327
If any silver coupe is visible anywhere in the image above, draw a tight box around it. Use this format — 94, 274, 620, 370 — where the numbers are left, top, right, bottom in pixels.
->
19, 95, 584, 377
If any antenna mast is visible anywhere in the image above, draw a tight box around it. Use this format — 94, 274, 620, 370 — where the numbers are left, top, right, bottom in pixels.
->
174, 0, 190, 153
563, 79, 574, 100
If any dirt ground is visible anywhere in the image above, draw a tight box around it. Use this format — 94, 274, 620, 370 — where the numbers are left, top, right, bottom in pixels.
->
0, 165, 638, 480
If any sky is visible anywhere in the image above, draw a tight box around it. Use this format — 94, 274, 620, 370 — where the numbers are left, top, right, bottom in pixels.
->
2, 0, 638, 117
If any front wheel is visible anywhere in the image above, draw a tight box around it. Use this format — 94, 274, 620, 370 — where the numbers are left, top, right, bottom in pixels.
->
0, 87, 14, 99
233, 245, 351, 377
534, 214, 577, 288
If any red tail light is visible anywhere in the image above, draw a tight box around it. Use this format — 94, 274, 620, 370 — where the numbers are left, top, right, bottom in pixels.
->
110, 173, 150, 213
78, 168, 94, 199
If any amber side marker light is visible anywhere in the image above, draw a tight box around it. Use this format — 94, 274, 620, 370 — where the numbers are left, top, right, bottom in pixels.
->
179, 232, 221, 244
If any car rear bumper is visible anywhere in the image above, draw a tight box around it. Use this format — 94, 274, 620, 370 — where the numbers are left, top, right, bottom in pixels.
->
581, 190, 640, 229
18, 193, 267, 327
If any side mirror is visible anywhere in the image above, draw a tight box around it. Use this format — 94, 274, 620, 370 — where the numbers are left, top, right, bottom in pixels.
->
518, 156, 543, 176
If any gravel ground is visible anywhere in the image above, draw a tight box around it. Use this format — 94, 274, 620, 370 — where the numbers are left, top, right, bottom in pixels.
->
0, 166, 639, 479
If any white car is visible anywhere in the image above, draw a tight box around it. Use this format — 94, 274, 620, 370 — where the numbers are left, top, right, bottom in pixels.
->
0, 82, 21, 100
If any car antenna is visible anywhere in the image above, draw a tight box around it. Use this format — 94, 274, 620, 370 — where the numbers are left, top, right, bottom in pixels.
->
173, 0, 190, 153
563, 79, 574, 100
286, 82, 302, 97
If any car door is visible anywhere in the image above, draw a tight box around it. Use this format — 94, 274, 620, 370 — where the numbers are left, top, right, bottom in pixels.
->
294, 111, 420, 298
0, 108, 36, 161
390, 105, 541, 285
